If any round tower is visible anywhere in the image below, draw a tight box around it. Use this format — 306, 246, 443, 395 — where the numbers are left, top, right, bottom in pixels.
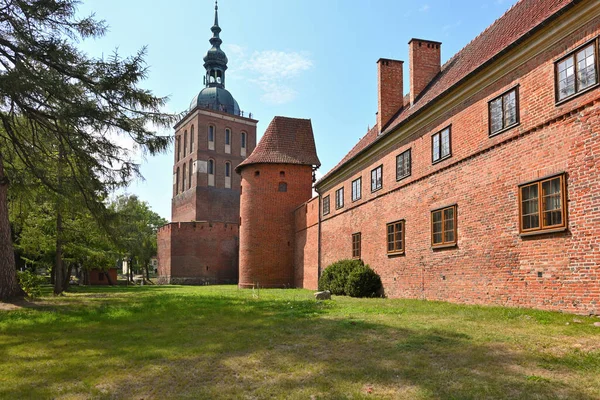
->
236, 117, 320, 288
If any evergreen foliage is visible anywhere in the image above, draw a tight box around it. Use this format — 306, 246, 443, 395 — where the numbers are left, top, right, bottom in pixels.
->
345, 264, 383, 298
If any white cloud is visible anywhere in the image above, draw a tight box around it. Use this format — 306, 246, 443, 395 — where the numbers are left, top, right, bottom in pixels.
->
223, 45, 313, 105
419, 4, 431, 12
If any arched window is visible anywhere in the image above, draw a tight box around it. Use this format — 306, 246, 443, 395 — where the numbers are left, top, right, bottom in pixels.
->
225, 162, 231, 177
208, 125, 215, 142
190, 125, 194, 152
183, 130, 187, 157
241, 132, 246, 149
188, 160, 193, 189
176, 167, 180, 194
182, 163, 187, 191
225, 128, 231, 145
176, 136, 181, 161
208, 159, 215, 175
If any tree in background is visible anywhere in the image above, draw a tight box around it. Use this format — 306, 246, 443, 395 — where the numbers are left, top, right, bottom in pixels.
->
0, 0, 175, 300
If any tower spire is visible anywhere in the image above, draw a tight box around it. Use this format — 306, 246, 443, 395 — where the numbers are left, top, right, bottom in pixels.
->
214, 0, 219, 27
204, 0, 228, 89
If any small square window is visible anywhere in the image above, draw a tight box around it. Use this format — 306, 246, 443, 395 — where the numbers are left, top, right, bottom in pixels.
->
371, 165, 383, 192
351, 177, 361, 202
396, 149, 411, 181
431, 205, 457, 247
489, 87, 519, 136
519, 174, 567, 234
432, 127, 451, 163
386, 220, 405, 254
352, 232, 361, 259
335, 187, 344, 209
555, 40, 599, 102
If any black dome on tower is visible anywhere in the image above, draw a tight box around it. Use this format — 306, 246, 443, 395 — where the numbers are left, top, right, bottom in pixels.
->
189, 1, 240, 115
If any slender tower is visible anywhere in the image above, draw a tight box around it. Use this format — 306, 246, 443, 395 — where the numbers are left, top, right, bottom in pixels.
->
157, 1, 258, 285
236, 117, 320, 288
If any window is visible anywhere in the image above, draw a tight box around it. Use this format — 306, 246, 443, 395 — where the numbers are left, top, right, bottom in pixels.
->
386, 220, 405, 254
431, 205, 457, 247
489, 87, 519, 136
176, 136, 181, 162
519, 174, 566, 234
278, 182, 287, 192
225, 162, 231, 177
182, 163, 187, 191
352, 232, 361, 259
335, 187, 344, 209
183, 130, 187, 157
190, 125, 194, 152
555, 40, 598, 102
225, 128, 231, 145
208, 159, 214, 175
432, 127, 451, 163
323, 195, 330, 216
351, 177, 361, 202
241, 132, 247, 148
396, 149, 411, 181
208, 125, 215, 142
371, 165, 383, 192
175, 167, 180, 194
188, 160, 192, 189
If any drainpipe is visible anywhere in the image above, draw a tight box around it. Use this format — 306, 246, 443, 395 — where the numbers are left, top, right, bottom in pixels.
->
315, 186, 322, 280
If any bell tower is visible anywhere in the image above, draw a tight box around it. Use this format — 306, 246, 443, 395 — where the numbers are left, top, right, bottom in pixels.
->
157, 1, 258, 285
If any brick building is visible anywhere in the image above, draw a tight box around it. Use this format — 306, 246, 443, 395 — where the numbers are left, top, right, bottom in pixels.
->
157, 3, 257, 284
299, 0, 600, 314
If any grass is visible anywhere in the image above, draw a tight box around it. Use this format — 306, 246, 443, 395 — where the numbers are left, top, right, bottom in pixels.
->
0, 285, 599, 399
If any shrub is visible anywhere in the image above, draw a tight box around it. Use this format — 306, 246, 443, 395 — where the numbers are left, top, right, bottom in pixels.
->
318, 259, 364, 295
345, 264, 383, 298
17, 270, 45, 298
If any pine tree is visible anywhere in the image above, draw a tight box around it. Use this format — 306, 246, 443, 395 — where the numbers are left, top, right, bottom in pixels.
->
0, 0, 175, 300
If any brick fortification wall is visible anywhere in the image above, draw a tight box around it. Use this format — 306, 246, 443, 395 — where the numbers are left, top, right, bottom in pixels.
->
239, 164, 314, 288
315, 23, 600, 314
294, 196, 320, 290
157, 221, 239, 285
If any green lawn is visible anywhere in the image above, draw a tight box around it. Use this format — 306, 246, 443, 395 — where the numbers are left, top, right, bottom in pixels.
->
0, 285, 599, 399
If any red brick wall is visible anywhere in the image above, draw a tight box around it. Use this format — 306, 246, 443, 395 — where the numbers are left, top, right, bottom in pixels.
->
157, 222, 239, 284
377, 59, 404, 130
314, 20, 600, 314
294, 196, 320, 289
409, 39, 440, 105
239, 163, 313, 288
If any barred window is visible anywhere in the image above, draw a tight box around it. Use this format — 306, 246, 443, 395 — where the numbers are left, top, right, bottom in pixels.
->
431, 205, 456, 247
323, 195, 330, 216
556, 40, 598, 102
432, 127, 451, 163
241, 132, 247, 148
208, 125, 215, 142
225, 128, 231, 145
396, 149, 411, 180
190, 125, 195, 152
371, 165, 383, 192
352, 232, 361, 259
351, 177, 361, 202
386, 220, 405, 254
335, 187, 344, 209
489, 87, 519, 135
519, 174, 566, 234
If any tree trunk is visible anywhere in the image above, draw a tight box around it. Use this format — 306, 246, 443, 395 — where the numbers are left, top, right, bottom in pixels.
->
0, 152, 24, 300
145, 264, 150, 281
53, 140, 65, 296
62, 262, 72, 290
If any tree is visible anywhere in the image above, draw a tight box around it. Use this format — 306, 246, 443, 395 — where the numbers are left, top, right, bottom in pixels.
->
0, 0, 175, 300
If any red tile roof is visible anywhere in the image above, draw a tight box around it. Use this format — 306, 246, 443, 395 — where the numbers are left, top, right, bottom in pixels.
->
318, 0, 575, 185
236, 116, 321, 172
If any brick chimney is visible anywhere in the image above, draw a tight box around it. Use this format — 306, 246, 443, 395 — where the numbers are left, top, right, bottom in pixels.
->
409, 38, 441, 105
377, 58, 404, 132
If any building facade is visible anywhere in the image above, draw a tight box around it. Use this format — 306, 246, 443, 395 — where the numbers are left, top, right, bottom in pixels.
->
157, 3, 257, 284
292, 0, 600, 314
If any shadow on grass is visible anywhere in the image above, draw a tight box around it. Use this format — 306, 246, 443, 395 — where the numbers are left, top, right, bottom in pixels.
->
0, 286, 597, 399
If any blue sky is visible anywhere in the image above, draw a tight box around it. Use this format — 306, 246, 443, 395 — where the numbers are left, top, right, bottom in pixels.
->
77, 0, 518, 219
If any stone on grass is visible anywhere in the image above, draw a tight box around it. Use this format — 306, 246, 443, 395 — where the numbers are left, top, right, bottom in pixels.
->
593, 322, 600, 327
315, 290, 331, 300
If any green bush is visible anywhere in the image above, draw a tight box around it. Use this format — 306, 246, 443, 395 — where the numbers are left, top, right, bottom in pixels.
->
345, 264, 383, 298
17, 270, 44, 298
318, 259, 364, 295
